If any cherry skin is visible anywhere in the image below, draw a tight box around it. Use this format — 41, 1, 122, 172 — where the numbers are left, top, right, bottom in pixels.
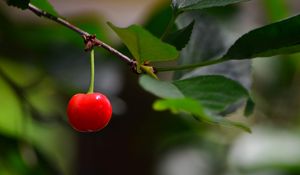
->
67, 93, 112, 132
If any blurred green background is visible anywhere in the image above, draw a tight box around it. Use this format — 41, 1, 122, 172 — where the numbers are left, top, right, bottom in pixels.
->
1, 0, 300, 175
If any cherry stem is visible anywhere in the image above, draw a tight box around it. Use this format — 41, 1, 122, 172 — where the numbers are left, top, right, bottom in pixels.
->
88, 49, 95, 94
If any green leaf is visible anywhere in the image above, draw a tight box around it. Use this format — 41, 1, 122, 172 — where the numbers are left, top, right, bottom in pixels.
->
145, 6, 173, 37
0, 58, 75, 174
30, 0, 58, 16
0, 75, 24, 136
223, 14, 300, 60
154, 98, 209, 120
244, 97, 255, 117
211, 116, 251, 133
173, 75, 249, 113
154, 98, 251, 132
107, 22, 178, 64
140, 75, 251, 131
164, 20, 195, 50
172, 0, 250, 12
139, 75, 184, 99
140, 75, 250, 114
173, 12, 226, 79
5, 0, 30, 9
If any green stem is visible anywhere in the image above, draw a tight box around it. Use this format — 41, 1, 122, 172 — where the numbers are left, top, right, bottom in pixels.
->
87, 49, 95, 94
156, 58, 227, 72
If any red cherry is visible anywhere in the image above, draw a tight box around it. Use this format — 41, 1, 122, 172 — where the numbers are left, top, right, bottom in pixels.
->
67, 93, 112, 132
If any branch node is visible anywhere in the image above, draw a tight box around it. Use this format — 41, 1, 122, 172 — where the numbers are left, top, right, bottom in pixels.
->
83, 34, 99, 51
129, 61, 140, 74
27, 3, 139, 74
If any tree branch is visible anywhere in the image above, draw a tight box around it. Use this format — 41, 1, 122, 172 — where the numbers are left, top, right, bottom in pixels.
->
26, 3, 225, 74
28, 3, 134, 66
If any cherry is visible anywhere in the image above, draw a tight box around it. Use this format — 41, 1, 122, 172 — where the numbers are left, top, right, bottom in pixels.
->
67, 93, 112, 132
67, 50, 112, 132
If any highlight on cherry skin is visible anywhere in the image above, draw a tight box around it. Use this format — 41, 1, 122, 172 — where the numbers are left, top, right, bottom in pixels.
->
67, 92, 112, 132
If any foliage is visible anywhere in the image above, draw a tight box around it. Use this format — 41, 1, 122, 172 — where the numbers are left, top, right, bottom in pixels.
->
223, 14, 300, 60
140, 75, 251, 132
4, 0, 300, 131
164, 20, 195, 51
108, 23, 178, 65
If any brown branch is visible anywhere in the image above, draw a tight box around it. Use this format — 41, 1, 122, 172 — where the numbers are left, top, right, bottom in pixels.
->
28, 3, 134, 66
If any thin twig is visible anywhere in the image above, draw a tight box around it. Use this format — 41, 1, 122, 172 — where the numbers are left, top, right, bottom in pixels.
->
28, 3, 134, 65
27, 3, 225, 74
